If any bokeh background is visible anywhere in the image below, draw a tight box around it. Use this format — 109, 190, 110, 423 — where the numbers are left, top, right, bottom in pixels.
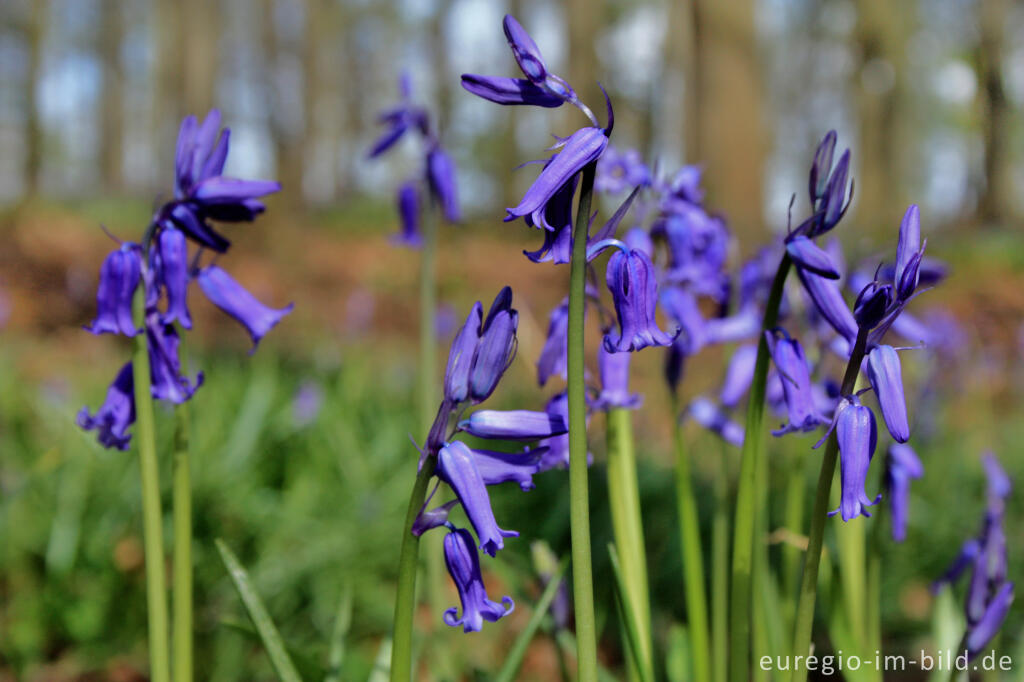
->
1, 0, 1022, 680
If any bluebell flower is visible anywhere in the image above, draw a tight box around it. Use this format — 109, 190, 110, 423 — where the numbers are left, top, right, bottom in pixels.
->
797, 267, 858, 345
595, 146, 651, 194
437, 441, 519, 557
458, 410, 567, 441
535, 392, 592, 472
720, 344, 758, 409
537, 298, 569, 386
886, 443, 923, 542
593, 345, 642, 410
473, 446, 546, 491
427, 145, 461, 222
821, 395, 881, 521
469, 287, 517, 403
808, 130, 837, 203
865, 345, 910, 443
392, 182, 423, 248
152, 226, 192, 328
686, 397, 744, 447
146, 313, 203, 404
443, 301, 484, 404
460, 74, 565, 107
367, 76, 428, 158
196, 266, 294, 350
785, 235, 841, 280
84, 244, 143, 337
604, 248, 678, 352
765, 328, 827, 435
665, 165, 704, 205
442, 527, 515, 632
77, 363, 136, 450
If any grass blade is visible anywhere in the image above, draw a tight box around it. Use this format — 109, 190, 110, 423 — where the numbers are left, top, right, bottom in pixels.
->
607, 543, 655, 682
215, 539, 303, 682
324, 585, 353, 682
494, 558, 569, 682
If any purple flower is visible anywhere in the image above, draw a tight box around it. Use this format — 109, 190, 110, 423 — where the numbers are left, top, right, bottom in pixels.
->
367, 78, 428, 159
392, 183, 423, 248
667, 165, 704, 205
458, 409, 567, 441
604, 248, 678, 352
84, 244, 142, 337
865, 345, 910, 442
152, 226, 192, 328
437, 441, 518, 556
686, 397, 744, 447
766, 329, 826, 435
720, 344, 758, 409
595, 146, 651, 195
966, 582, 1014, 658
823, 396, 881, 521
506, 127, 609, 224
460, 74, 564, 107
886, 443, 923, 542
469, 287, 518, 403
146, 315, 203, 404
853, 281, 893, 330
77, 363, 135, 450
442, 527, 514, 632
523, 177, 576, 264
444, 302, 483, 404
894, 205, 923, 299
797, 267, 858, 344
427, 145, 461, 222
196, 266, 293, 350
785, 235, 840, 280
473, 446, 545, 491
412, 500, 460, 537
503, 14, 548, 84
292, 381, 324, 426
535, 392, 586, 471
593, 345, 642, 410
808, 130, 837, 203
537, 298, 569, 386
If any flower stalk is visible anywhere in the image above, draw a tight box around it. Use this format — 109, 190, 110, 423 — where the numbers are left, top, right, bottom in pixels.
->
390, 456, 437, 682
172, 344, 193, 682
606, 406, 653, 679
568, 161, 599, 682
671, 397, 711, 682
711, 443, 731, 682
729, 253, 791, 682
789, 326, 869, 682
131, 285, 171, 682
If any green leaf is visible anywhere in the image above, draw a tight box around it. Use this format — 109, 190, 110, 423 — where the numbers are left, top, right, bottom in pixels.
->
665, 622, 691, 682
607, 543, 655, 682
494, 558, 569, 682
323, 585, 353, 682
215, 539, 303, 682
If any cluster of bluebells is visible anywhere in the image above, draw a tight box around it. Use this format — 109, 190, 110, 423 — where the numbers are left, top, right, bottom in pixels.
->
411, 287, 569, 632
78, 110, 293, 449
369, 74, 460, 246
933, 453, 1014, 659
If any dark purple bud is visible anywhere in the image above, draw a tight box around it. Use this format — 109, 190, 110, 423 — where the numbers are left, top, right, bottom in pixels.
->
886, 443, 923, 542
720, 344, 758, 408
84, 244, 142, 337
437, 441, 518, 556
460, 74, 564, 107
458, 410, 567, 441
827, 397, 881, 521
809, 130, 837, 202
473, 446, 545, 490
865, 345, 910, 442
503, 14, 547, 84
506, 127, 608, 223
196, 266, 293, 350
175, 114, 199, 197
965, 582, 1014, 659
933, 539, 981, 593
604, 249, 678, 353
427, 146, 460, 222
687, 397, 744, 447
894, 205, 921, 293
593, 345, 642, 410
412, 499, 459, 536
444, 302, 483, 403
168, 204, 230, 253
442, 527, 515, 631
392, 182, 422, 248
156, 226, 192, 329
854, 282, 893, 330
786, 235, 841, 279
819, 149, 851, 232
201, 198, 267, 223
537, 298, 569, 386
77, 362, 135, 450
147, 317, 203, 404
766, 329, 826, 435
469, 287, 518, 403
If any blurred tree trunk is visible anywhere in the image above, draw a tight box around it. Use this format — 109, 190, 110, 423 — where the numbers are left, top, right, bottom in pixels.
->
337, 4, 362, 199
977, 0, 1011, 226
498, 0, 523, 208
155, 0, 184, 181
303, 0, 326, 202
24, 0, 47, 197
430, 0, 452, 133
98, 0, 123, 193
692, 0, 765, 238
663, 0, 699, 161
854, 0, 909, 238
263, 0, 305, 206
567, 0, 601, 128
182, 0, 218, 115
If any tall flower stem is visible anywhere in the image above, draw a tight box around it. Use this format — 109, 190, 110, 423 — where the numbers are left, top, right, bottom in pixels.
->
789, 327, 868, 682
172, 343, 193, 682
390, 456, 437, 682
729, 253, 791, 682
782, 451, 807, 620
606, 407, 653, 679
131, 287, 171, 682
864, 507, 883, 682
568, 161, 599, 682
711, 442, 731, 682
671, 398, 710, 682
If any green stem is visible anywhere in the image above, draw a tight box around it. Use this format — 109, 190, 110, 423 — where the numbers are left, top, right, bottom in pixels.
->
782, 451, 807, 624
606, 407, 653, 679
494, 559, 570, 682
865, 507, 883, 682
172, 373, 193, 682
389, 457, 436, 682
789, 328, 868, 682
568, 161, 599, 682
712, 443, 731, 682
729, 253, 791, 682
672, 399, 711, 682
132, 287, 171, 682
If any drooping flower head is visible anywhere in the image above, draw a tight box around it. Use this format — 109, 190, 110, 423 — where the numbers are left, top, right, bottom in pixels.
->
886, 443, 923, 542
442, 527, 515, 632
820, 395, 881, 521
